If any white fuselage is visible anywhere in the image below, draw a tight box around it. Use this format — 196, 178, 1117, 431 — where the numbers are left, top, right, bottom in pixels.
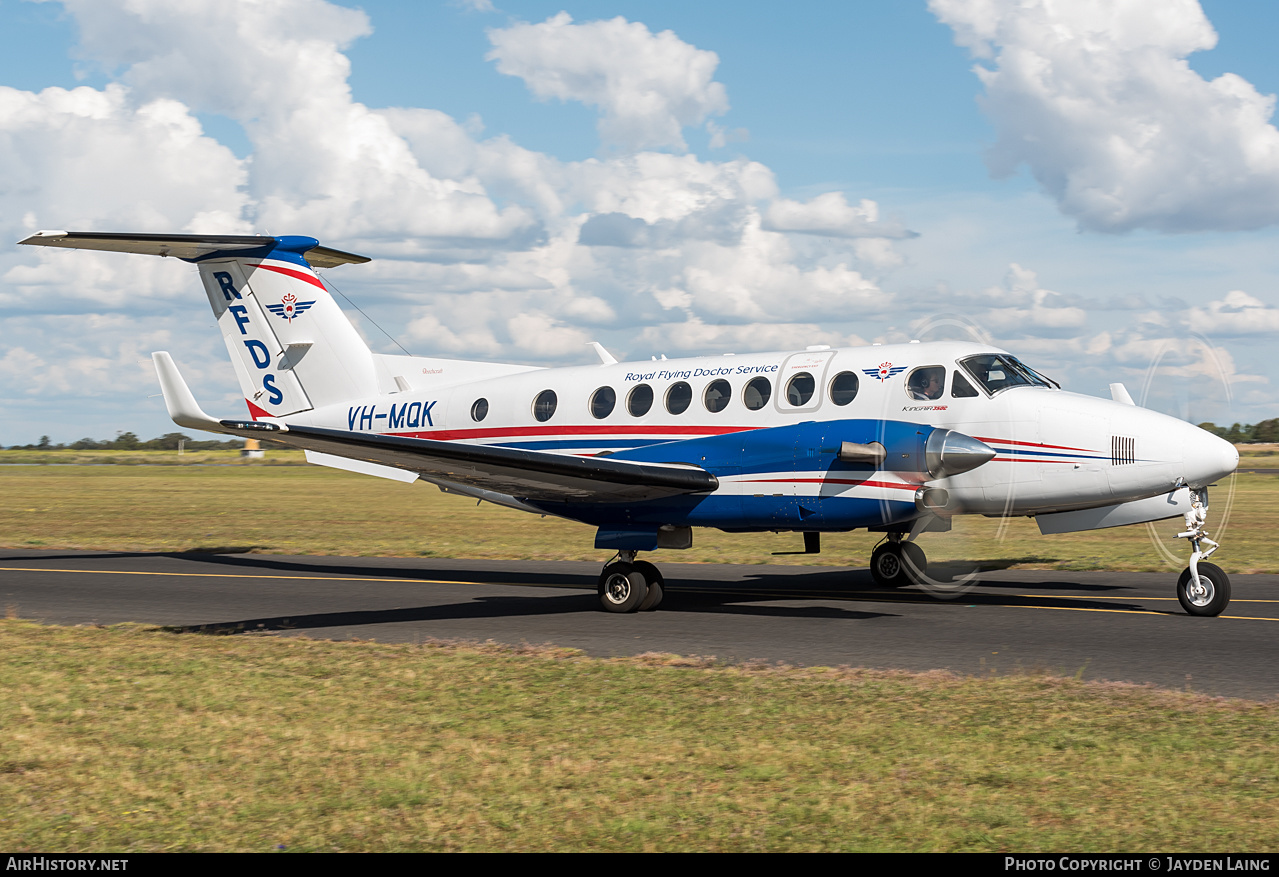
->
281, 340, 1238, 520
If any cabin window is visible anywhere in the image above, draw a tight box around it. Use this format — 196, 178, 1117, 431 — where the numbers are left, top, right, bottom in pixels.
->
951, 370, 979, 398
786, 372, 815, 406
533, 389, 557, 422
829, 371, 859, 406
470, 398, 489, 422
590, 386, 616, 419
627, 384, 653, 417
906, 366, 946, 401
704, 379, 731, 413
666, 381, 692, 415
743, 376, 772, 411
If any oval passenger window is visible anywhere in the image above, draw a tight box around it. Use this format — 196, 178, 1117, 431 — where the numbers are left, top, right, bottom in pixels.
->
627, 384, 654, 417
470, 398, 489, 422
590, 386, 616, 419
704, 379, 731, 413
786, 372, 815, 406
533, 389, 557, 422
743, 377, 771, 411
829, 371, 859, 406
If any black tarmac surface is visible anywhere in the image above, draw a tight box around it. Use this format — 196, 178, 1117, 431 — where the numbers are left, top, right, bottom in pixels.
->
2, 548, 1276, 699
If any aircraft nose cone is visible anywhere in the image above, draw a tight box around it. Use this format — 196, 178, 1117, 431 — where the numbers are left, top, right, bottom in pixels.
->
1183, 426, 1238, 488
925, 429, 997, 479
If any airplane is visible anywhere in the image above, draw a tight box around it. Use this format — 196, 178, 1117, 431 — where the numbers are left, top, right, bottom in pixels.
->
19, 231, 1240, 616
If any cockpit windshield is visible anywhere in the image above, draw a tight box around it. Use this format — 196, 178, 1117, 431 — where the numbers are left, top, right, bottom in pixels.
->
959, 354, 1058, 394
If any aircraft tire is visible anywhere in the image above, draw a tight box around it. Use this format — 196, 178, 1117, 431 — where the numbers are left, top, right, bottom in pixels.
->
870, 541, 926, 588
634, 561, 665, 611
598, 562, 648, 613
1177, 562, 1231, 617
870, 543, 905, 588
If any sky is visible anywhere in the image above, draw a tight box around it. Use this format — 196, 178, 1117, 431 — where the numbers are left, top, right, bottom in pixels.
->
2, 0, 1279, 444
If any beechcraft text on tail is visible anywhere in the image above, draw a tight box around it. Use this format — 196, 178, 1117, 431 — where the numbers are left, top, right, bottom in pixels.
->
19, 230, 1239, 615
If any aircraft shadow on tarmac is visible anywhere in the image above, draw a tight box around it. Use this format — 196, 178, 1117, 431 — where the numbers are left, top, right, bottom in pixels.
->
2, 549, 1154, 631
158, 567, 1153, 638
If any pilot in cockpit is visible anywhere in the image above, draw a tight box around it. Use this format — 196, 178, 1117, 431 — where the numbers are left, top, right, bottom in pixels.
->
908, 367, 945, 401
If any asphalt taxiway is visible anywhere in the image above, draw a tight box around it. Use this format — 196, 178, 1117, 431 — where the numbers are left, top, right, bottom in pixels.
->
2, 548, 1276, 698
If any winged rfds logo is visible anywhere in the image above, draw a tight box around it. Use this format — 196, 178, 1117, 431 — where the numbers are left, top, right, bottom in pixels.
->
266, 293, 315, 323
863, 361, 907, 382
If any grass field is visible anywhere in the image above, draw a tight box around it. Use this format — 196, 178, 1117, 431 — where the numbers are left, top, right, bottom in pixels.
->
3, 621, 1278, 852
3, 450, 1279, 851
1, 448, 1276, 572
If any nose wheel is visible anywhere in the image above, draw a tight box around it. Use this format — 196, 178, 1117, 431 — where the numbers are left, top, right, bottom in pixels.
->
1177, 562, 1230, 617
598, 553, 665, 613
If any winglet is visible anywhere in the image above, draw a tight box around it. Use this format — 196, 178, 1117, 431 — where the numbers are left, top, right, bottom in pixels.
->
151, 352, 224, 433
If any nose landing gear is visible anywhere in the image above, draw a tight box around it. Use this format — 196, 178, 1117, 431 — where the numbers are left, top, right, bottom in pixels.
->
598, 551, 665, 613
1175, 488, 1230, 617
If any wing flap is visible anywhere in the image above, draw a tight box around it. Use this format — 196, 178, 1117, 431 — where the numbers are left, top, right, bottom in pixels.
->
221, 421, 718, 503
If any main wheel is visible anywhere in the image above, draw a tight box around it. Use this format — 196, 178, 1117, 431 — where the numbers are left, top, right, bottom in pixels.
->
1177, 562, 1231, 617
870, 541, 926, 588
634, 561, 665, 611
598, 562, 648, 613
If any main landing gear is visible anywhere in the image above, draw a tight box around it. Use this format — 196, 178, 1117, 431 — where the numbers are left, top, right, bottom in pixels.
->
598, 551, 664, 613
869, 535, 927, 589
1175, 488, 1230, 617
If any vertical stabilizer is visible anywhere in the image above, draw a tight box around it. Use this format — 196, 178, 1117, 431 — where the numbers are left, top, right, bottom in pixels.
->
196, 237, 378, 417
18, 231, 378, 420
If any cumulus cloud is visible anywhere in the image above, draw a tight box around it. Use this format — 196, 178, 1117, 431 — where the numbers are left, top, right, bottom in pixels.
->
0, 84, 248, 240
56, 0, 539, 250
1182, 290, 1279, 336
930, 0, 1279, 232
762, 193, 916, 240
486, 12, 729, 152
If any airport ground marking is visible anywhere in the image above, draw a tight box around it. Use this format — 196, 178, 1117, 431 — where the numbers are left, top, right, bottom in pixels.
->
0, 566, 571, 590
4, 566, 1275, 619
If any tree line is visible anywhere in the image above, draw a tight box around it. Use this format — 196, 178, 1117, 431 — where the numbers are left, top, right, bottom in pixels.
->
10, 432, 245, 451
1197, 420, 1279, 444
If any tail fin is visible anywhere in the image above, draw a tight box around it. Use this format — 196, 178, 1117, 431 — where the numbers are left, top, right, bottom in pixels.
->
19, 231, 377, 418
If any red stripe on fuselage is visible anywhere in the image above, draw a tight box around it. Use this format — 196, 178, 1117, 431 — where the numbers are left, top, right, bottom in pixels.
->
973, 436, 1096, 453
387, 424, 756, 442
250, 261, 326, 291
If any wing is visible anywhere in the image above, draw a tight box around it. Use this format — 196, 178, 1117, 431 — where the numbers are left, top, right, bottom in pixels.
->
228, 421, 718, 503
150, 349, 715, 504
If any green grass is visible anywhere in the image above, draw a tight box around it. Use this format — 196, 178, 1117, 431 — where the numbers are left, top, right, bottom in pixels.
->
3, 621, 1277, 852
1, 449, 1277, 571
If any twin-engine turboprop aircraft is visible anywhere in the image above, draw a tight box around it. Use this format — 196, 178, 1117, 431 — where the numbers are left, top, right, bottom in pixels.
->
20, 231, 1240, 615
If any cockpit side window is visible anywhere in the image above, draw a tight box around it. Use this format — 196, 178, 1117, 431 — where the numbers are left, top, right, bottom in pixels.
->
905, 366, 946, 401
951, 370, 979, 398
959, 354, 1054, 394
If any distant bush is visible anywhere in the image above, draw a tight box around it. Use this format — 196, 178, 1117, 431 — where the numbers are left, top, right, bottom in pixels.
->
1197, 419, 1279, 443
11, 432, 244, 451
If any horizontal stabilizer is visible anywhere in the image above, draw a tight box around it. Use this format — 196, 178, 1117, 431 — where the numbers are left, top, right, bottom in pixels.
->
18, 231, 369, 268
